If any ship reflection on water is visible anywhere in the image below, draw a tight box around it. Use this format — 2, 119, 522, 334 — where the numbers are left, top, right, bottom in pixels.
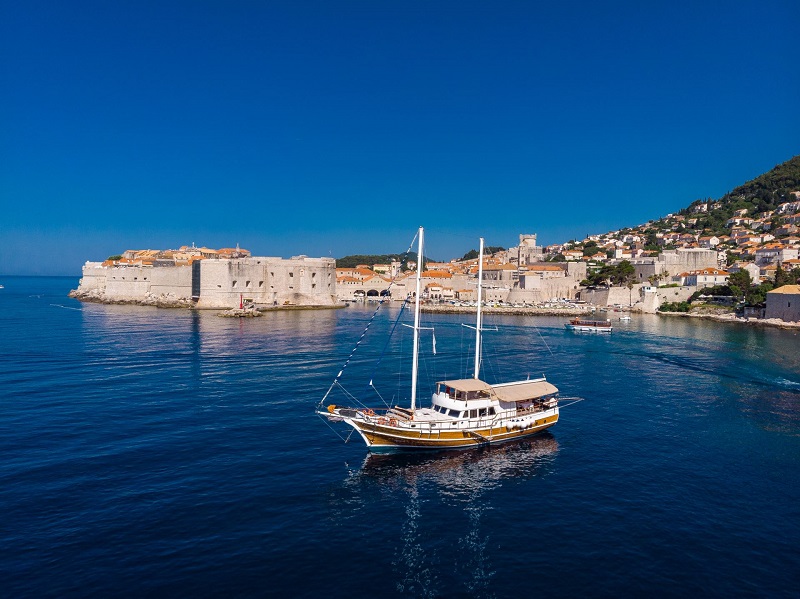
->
356, 433, 560, 490
336, 435, 559, 597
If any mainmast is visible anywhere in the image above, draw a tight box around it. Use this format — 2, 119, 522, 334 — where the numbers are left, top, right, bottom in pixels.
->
410, 226, 424, 410
474, 237, 484, 379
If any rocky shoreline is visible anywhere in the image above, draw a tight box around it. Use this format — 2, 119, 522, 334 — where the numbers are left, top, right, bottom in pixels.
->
658, 309, 800, 330
68, 288, 195, 308
69, 288, 346, 312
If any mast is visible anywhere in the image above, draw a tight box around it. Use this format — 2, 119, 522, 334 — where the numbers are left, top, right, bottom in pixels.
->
474, 237, 484, 379
410, 226, 424, 410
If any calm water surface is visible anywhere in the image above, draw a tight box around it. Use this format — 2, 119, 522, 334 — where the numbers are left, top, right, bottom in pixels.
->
1, 277, 798, 597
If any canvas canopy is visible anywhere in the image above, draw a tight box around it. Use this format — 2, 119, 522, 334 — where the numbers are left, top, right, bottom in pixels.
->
438, 379, 558, 402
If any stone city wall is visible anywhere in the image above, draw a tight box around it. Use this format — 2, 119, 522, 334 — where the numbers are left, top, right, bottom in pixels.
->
196, 257, 337, 308
71, 256, 338, 309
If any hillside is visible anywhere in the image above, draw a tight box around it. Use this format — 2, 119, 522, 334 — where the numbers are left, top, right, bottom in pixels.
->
679, 155, 800, 235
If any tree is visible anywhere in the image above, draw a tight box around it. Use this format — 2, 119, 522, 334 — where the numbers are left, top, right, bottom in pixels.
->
774, 263, 790, 288
611, 260, 636, 286
728, 269, 752, 289
728, 270, 752, 299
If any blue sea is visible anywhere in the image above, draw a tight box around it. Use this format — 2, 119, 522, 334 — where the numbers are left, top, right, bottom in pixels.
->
1, 276, 799, 597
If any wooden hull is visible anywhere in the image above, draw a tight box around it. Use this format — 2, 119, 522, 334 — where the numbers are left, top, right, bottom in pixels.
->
348, 412, 559, 451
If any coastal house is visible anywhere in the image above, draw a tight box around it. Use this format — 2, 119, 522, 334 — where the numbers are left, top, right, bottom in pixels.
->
774, 224, 799, 237
336, 267, 376, 281
777, 201, 800, 214
335, 272, 392, 300
676, 268, 730, 288
728, 262, 761, 284
481, 264, 518, 285
698, 235, 720, 249
217, 246, 251, 259
760, 264, 778, 280
755, 244, 799, 266
765, 285, 800, 322
727, 217, 754, 228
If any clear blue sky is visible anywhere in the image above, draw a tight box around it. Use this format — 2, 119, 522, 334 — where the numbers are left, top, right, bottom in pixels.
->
1, 0, 798, 275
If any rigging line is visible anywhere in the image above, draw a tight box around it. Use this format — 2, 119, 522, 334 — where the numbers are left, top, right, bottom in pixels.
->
321, 230, 419, 406
558, 397, 586, 408
370, 382, 389, 407
335, 380, 366, 407
531, 319, 555, 357
365, 297, 410, 393
316, 413, 349, 443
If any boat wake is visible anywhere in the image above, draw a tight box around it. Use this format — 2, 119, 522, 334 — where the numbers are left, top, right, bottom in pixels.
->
50, 304, 83, 311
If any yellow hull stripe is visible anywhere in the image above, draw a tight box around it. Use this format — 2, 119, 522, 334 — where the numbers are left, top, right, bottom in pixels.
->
354, 414, 559, 448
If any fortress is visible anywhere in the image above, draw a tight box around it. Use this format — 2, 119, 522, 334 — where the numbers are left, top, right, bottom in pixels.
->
71, 255, 339, 309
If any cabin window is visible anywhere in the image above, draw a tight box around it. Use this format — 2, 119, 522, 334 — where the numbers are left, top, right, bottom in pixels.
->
469, 409, 477, 418
478, 408, 487, 417
448, 409, 459, 417
487, 407, 496, 415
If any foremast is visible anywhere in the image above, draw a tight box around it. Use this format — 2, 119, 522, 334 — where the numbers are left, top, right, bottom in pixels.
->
474, 237, 484, 379
410, 226, 424, 411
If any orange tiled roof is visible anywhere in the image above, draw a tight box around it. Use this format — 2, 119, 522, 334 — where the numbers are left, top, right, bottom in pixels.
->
421, 270, 453, 278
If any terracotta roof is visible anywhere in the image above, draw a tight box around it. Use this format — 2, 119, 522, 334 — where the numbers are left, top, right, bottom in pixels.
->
526, 265, 564, 271
767, 284, 800, 295
421, 270, 453, 278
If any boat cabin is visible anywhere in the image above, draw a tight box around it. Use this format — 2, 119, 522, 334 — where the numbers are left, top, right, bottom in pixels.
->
432, 378, 559, 418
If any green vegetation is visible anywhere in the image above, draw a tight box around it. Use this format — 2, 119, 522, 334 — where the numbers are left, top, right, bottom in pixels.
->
687, 155, 800, 235
460, 246, 505, 261
584, 260, 636, 287
775, 263, 800, 287
107, 255, 122, 261
658, 301, 691, 313
582, 241, 599, 256
683, 265, 800, 309
336, 251, 430, 270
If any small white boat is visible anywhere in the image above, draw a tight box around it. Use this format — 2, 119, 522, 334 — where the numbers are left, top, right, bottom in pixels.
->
619, 315, 631, 322
565, 318, 613, 333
